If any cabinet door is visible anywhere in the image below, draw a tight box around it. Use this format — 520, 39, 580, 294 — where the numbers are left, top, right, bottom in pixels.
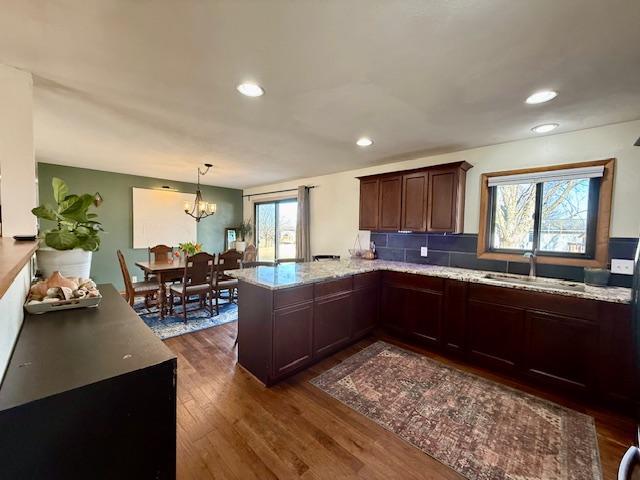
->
443, 280, 467, 353
404, 289, 442, 346
380, 284, 407, 335
272, 302, 314, 378
524, 310, 598, 393
314, 292, 352, 358
427, 168, 458, 232
359, 179, 380, 230
598, 303, 635, 405
467, 300, 524, 372
378, 175, 402, 231
401, 172, 428, 232
352, 286, 379, 340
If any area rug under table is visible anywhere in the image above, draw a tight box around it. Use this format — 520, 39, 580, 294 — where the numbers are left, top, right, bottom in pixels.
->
311, 341, 601, 480
134, 298, 237, 340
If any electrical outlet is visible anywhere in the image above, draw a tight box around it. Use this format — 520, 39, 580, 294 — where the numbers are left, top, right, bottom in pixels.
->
131, 275, 138, 283
611, 259, 634, 275
420, 246, 428, 257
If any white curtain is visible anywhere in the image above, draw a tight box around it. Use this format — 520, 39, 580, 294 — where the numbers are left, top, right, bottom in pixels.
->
296, 186, 311, 262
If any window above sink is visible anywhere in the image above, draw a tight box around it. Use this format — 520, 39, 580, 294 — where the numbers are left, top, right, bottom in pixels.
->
478, 158, 615, 268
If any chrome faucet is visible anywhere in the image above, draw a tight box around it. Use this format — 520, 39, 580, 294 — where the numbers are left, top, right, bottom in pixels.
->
524, 250, 537, 278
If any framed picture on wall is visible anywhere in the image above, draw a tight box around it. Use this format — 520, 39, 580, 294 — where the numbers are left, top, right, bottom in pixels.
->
225, 227, 239, 251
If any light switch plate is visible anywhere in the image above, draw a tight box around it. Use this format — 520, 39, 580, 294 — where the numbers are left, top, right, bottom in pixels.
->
131, 275, 138, 283
420, 246, 428, 257
611, 259, 634, 275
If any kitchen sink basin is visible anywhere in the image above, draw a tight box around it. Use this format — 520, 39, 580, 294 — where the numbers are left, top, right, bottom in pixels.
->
483, 273, 586, 292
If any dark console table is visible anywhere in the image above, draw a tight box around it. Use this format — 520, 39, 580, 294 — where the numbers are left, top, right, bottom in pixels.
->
0, 284, 177, 479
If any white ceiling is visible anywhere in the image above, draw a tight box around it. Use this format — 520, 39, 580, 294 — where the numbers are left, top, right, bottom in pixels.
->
1, 0, 639, 189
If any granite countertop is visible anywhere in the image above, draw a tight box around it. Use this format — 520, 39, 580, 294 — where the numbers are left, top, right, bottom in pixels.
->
229, 259, 633, 304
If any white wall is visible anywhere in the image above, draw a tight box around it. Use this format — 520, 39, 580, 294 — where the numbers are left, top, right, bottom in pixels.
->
244, 120, 640, 259
0, 261, 32, 382
0, 64, 36, 237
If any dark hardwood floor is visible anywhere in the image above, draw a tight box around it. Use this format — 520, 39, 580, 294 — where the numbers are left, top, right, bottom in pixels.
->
166, 322, 635, 480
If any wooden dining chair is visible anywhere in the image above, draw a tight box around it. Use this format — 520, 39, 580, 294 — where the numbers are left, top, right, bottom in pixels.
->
148, 244, 173, 262
216, 250, 241, 304
168, 252, 215, 323
117, 250, 160, 308
146, 244, 173, 280
242, 244, 257, 263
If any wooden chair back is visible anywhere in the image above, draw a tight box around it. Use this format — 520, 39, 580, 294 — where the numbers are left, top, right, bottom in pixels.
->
183, 252, 215, 287
117, 250, 134, 301
242, 244, 257, 263
148, 244, 173, 263
219, 249, 243, 271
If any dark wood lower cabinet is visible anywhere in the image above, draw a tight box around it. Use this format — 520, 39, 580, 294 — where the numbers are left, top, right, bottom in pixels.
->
523, 310, 598, 392
467, 300, 524, 372
238, 271, 635, 411
404, 288, 442, 346
443, 280, 467, 353
273, 302, 314, 378
381, 284, 408, 335
352, 286, 379, 339
314, 292, 352, 358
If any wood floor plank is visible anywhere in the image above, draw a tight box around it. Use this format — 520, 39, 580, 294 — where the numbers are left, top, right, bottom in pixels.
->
168, 322, 634, 480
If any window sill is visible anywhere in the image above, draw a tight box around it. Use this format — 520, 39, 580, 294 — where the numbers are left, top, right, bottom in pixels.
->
477, 251, 606, 268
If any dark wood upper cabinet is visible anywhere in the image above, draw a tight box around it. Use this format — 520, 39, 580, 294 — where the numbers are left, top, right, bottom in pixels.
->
428, 167, 458, 232
359, 178, 379, 230
378, 175, 403, 231
402, 172, 428, 231
358, 161, 471, 233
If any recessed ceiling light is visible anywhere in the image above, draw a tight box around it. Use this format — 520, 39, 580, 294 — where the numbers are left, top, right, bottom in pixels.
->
236, 82, 264, 97
531, 123, 559, 134
356, 137, 373, 147
525, 90, 557, 104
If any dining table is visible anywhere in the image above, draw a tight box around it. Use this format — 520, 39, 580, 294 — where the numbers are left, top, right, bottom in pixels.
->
135, 259, 186, 319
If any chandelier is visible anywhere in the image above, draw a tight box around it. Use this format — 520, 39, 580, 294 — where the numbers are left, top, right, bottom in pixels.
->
184, 163, 217, 222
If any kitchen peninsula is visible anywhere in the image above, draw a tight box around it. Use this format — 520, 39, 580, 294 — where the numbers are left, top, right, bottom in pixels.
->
232, 260, 633, 409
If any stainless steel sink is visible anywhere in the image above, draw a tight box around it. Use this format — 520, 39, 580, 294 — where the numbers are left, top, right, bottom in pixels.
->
483, 273, 586, 292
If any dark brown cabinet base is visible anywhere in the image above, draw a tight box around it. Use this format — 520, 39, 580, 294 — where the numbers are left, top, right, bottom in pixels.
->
238, 271, 635, 411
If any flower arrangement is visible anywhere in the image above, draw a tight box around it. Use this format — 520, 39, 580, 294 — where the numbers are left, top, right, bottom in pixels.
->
178, 241, 202, 256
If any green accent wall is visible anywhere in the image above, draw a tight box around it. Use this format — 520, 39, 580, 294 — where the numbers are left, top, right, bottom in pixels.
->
37, 163, 243, 290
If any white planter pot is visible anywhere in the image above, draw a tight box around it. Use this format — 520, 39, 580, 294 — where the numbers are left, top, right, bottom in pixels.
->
235, 241, 247, 253
36, 247, 93, 279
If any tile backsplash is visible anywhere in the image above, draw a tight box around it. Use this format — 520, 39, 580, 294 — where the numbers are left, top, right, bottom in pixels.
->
371, 232, 638, 288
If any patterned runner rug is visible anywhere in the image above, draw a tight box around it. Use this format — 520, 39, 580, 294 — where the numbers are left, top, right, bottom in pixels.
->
311, 341, 601, 480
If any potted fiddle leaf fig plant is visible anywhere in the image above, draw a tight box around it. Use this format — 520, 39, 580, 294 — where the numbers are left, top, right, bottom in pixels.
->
32, 177, 103, 278
235, 219, 253, 252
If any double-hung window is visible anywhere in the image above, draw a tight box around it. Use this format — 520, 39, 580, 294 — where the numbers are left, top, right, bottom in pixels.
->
478, 159, 614, 267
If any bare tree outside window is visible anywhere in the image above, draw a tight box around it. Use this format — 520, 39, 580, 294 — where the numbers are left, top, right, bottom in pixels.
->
491, 179, 590, 254
256, 200, 297, 261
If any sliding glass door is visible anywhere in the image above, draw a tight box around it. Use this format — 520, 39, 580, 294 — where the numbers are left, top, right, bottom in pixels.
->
255, 198, 298, 262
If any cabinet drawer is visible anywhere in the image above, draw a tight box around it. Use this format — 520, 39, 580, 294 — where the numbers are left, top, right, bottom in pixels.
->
353, 271, 380, 290
314, 277, 353, 298
274, 285, 313, 309
382, 271, 444, 293
468, 284, 597, 321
